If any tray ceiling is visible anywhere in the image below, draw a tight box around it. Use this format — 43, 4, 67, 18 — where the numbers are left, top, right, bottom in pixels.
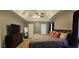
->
13, 10, 60, 22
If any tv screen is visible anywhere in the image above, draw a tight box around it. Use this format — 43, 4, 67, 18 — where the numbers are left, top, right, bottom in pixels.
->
9, 24, 20, 34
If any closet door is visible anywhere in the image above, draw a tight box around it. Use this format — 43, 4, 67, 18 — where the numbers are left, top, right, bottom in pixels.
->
41, 24, 47, 34
28, 24, 34, 38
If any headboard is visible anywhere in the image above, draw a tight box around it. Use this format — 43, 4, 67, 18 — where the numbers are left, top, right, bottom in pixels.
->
54, 29, 72, 33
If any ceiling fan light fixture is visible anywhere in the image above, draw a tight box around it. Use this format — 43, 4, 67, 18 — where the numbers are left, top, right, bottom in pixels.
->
33, 12, 45, 19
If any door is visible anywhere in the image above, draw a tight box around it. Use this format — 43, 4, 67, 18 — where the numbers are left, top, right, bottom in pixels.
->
24, 27, 28, 38
41, 24, 47, 34
28, 24, 34, 38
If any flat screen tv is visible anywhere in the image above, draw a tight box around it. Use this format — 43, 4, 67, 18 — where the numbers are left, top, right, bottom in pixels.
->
9, 24, 20, 34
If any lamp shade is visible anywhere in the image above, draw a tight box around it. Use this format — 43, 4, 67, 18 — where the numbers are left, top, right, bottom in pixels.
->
24, 27, 28, 33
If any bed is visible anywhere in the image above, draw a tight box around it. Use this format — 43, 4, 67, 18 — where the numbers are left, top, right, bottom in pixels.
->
29, 33, 70, 48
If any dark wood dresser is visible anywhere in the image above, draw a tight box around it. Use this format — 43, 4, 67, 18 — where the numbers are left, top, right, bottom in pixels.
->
5, 33, 23, 48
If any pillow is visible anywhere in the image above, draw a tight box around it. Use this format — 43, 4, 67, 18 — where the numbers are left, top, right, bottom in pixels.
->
60, 33, 68, 38
54, 32, 61, 38
52, 31, 56, 36
49, 31, 56, 37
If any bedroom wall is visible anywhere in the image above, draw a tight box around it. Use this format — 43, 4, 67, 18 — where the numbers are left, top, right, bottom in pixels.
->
0, 27, 1, 48
34, 22, 49, 34
27, 22, 49, 34
53, 10, 75, 30
0, 11, 27, 47
34, 22, 41, 34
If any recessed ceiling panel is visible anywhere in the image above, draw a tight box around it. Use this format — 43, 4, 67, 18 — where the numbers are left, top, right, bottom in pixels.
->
13, 10, 59, 22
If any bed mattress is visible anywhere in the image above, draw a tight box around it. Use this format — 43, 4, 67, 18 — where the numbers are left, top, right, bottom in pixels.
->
29, 34, 68, 48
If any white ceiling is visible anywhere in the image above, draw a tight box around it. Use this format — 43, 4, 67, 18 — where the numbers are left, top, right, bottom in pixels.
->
13, 10, 60, 22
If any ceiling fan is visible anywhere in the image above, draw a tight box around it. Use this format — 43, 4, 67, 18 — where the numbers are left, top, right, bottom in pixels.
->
33, 12, 45, 19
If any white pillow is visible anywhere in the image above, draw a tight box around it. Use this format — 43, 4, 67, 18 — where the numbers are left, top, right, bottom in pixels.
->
60, 33, 68, 38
